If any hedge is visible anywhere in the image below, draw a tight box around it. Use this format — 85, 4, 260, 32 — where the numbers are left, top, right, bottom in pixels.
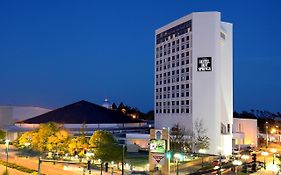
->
0, 159, 46, 175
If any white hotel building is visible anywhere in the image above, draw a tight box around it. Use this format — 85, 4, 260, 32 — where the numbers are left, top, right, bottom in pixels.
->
154, 12, 233, 155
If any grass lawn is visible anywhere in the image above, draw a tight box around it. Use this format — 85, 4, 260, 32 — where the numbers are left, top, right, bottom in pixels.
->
125, 151, 149, 167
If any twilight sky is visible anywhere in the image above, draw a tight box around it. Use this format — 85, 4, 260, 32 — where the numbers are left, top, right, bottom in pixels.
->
0, 0, 281, 112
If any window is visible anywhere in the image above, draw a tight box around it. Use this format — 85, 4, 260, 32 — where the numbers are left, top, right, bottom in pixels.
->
181, 84, 184, 89
176, 109, 179, 113
186, 100, 189, 105
227, 124, 230, 133
181, 38, 185, 42
181, 101, 184, 105
186, 108, 189, 113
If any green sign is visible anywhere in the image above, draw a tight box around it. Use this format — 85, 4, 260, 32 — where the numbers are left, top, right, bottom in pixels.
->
150, 139, 166, 153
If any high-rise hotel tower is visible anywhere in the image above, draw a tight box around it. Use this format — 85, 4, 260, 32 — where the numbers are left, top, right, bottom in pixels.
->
154, 12, 233, 155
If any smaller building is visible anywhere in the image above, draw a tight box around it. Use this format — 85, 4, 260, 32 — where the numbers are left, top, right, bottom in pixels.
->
0, 106, 51, 128
232, 117, 258, 148
11, 100, 148, 143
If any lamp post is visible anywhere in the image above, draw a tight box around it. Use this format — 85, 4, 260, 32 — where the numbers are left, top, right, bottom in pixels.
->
265, 122, 269, 147
121, 144, 125, 175
261, 151, 268, 169
241, 154, 249, 173
5, 139, 10, 173
198, 149, 206, 168
270, 148, 277, 164
232, 160, 242, 175
174, 153, 183, 175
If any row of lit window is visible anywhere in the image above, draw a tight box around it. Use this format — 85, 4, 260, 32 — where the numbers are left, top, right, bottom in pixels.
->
156, 100, 190, 106
156, 52, 190, 62
155, 108, 190, 114
156, 68, 189, 79
156, 75, 190, 85
156, 44, 190, 57
156, 92, 190, 99
156, 84, 189, 92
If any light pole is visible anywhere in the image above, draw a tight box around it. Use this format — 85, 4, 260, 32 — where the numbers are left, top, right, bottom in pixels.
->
261, 151, 268, 169
232, 160, 242, 175
266, 121, 269, 147
241, 154, 249, 173
5, 139, 10, 173
198, 149, 206, 168
122, 144, 125, 175
174, 153, 183, 175
270, 148, 277, 164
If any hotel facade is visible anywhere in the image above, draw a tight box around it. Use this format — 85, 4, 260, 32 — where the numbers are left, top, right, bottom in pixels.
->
154, 12, 233, 155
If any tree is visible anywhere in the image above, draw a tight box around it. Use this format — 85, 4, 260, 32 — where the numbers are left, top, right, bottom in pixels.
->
89, 130, 122, 162
0, 129, 6, 141
17, 131, 33, 148
46, 129, 70, 154
68, 135, 89, 156
193, 119, 210, 152
111, 103, 117, 110
16, 122, 70, 153
170, 124, 193, 153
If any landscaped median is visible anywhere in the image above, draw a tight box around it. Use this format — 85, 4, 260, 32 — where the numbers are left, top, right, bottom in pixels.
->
0, 159, 46, 175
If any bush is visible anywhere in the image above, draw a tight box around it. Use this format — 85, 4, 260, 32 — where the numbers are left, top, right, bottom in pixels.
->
0, 159, 46, 175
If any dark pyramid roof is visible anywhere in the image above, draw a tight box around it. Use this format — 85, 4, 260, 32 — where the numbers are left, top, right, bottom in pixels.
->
20, 100, 142, 124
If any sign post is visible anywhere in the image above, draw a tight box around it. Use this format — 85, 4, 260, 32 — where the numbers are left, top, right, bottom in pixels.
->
149, 128, 170, 175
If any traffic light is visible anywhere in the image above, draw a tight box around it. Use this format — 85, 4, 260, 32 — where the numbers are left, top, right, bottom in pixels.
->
166, 151, 172, 159
252, 153, 256, 162
87, 160, 91, 170
105, 162, 109, 172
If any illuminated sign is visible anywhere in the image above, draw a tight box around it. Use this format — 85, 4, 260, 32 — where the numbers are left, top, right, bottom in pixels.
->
197, 57, 212, 71
150, 139, 166, 153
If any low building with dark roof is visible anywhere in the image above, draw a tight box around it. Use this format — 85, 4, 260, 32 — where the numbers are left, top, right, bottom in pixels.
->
11, 100, 149, 144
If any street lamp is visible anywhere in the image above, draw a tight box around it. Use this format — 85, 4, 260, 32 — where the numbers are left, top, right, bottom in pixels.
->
232, 160, 242, 175
270, 148, 277, 164
266, 122, 269, 147
174, 153, 183, 175
241, 154, 249, 173
198, 149, 206, 168
261, 151, 269, 169
5, 139, 10, 173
